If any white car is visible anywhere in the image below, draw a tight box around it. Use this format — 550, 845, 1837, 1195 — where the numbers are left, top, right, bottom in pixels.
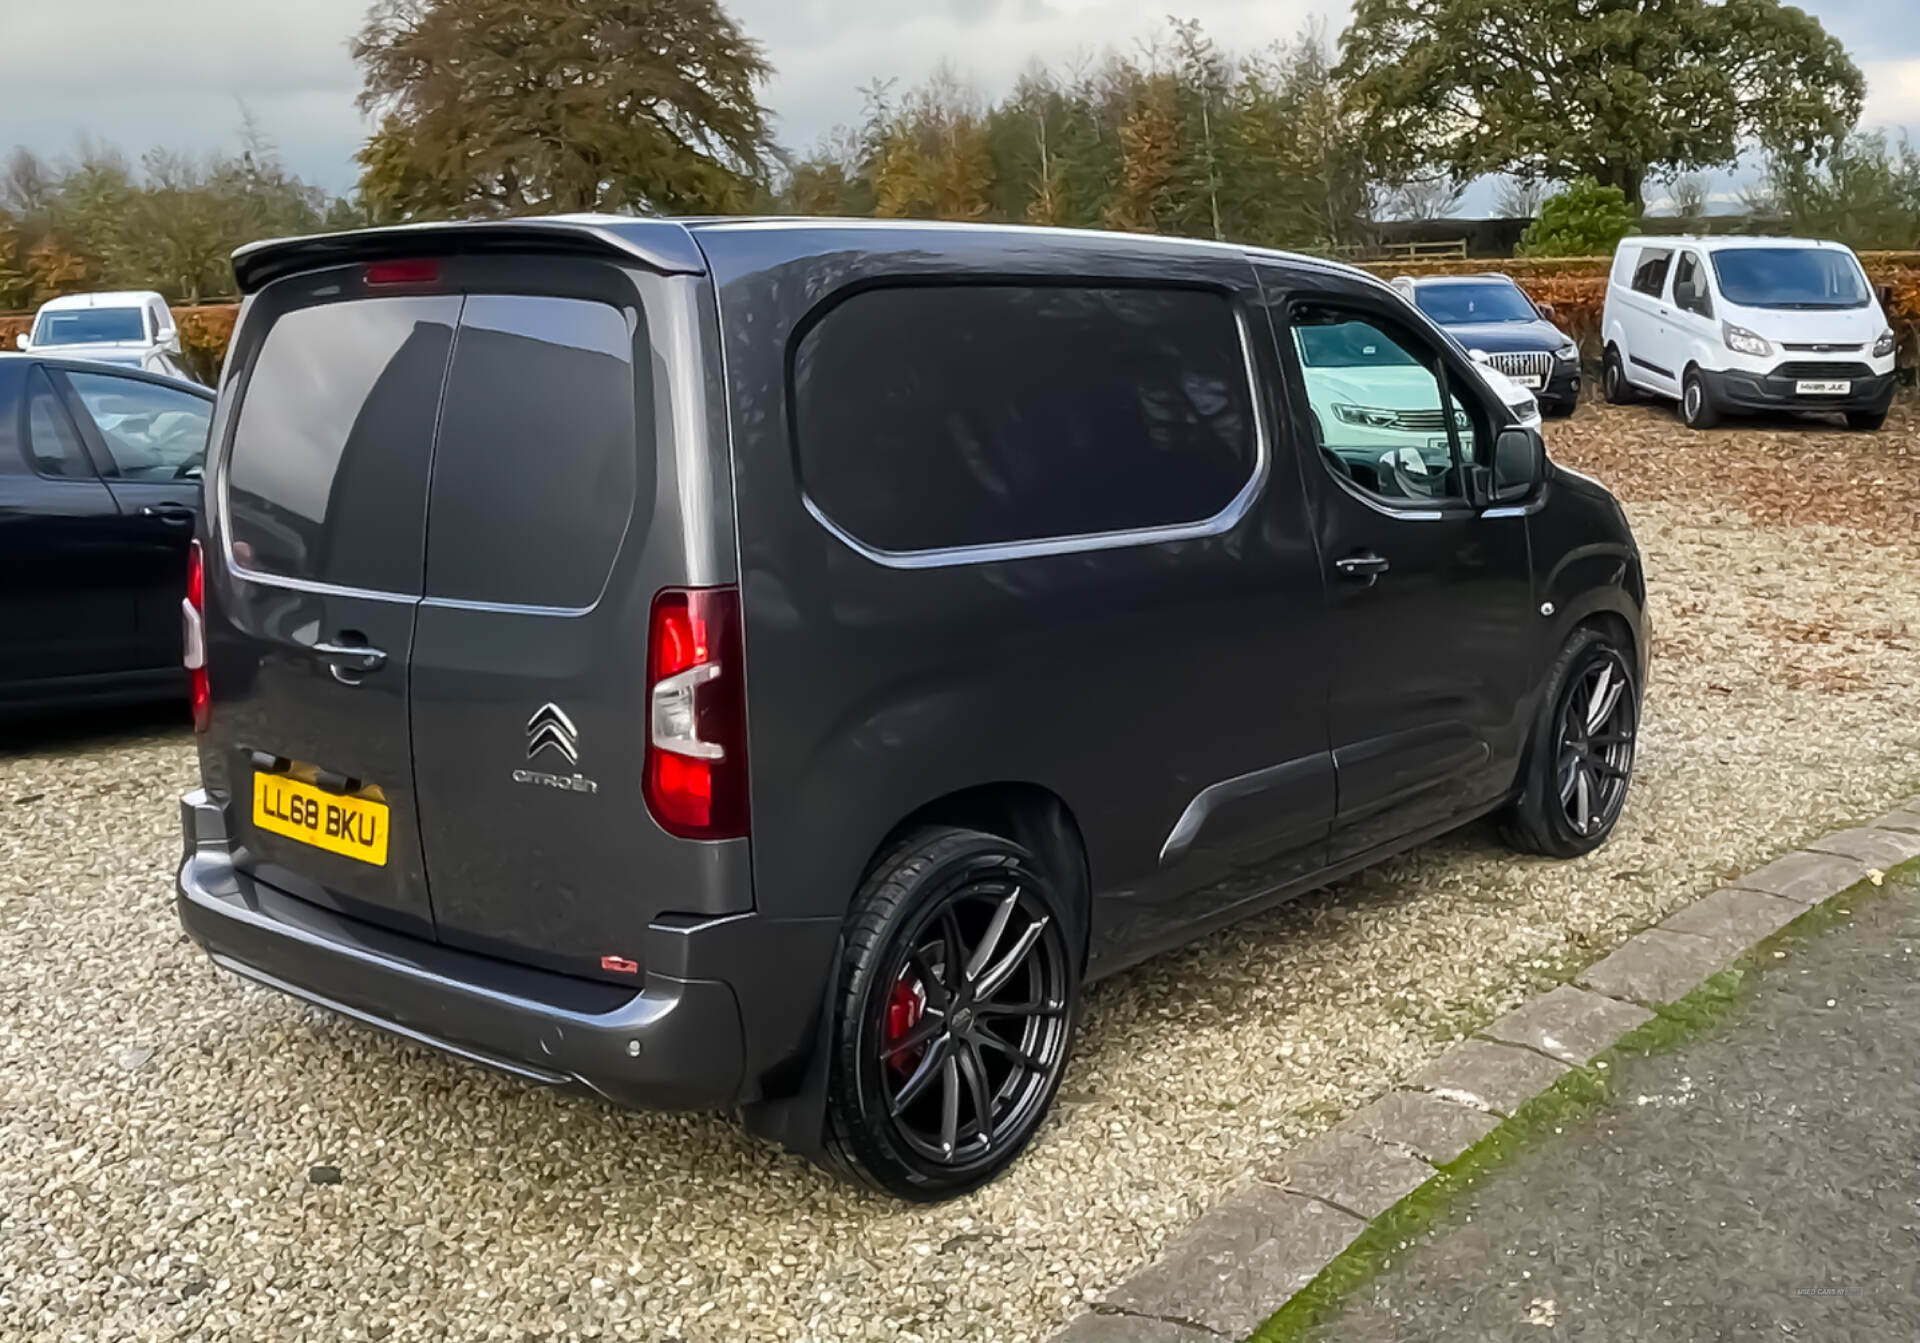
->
1293, 310, 1542, 504
1600, 235, 1896, 431
17, 291, 194, 382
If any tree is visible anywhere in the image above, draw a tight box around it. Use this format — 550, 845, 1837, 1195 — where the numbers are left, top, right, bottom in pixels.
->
1517, 177, 1639, 256
1338, 0, 1864, 211
1385, 174, 1464, 221
1493, 177, 1552, 220
351, 0, 777, 219
1758, 132, 1920, 250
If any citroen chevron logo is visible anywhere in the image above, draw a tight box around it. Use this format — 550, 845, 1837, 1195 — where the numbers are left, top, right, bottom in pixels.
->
525, 703, 580, 765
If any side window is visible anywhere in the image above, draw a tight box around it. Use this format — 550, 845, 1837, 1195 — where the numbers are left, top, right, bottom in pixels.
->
226, 296, 460, 592
65, 371, 212, 480
1630, 249, 1673, 297
793, 284, 1258, 554
1672, 252, 1712, 317
423, 295, 640, 609
1289, 305, 1472, 507
25, 370, 95, 480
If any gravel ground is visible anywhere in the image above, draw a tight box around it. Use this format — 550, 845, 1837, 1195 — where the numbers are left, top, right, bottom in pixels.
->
4, 398, 1919, 1342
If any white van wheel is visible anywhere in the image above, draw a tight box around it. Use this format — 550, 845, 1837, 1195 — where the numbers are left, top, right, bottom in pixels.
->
1680, 370, 1720, 430
1601, 347, 1634, 405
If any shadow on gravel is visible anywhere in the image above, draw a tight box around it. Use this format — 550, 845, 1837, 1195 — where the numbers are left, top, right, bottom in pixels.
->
0, 699, 190, 758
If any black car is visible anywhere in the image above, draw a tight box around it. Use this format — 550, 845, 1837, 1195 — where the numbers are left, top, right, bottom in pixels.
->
1, 354, 213, 711
176, 219, 1648, 1201
1397, 273, 1583, 415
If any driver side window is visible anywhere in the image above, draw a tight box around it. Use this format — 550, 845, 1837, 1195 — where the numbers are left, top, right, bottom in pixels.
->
1289, 305, 1471, 506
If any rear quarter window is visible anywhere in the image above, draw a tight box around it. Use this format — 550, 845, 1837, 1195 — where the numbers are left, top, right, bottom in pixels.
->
792, 284, 1258, 555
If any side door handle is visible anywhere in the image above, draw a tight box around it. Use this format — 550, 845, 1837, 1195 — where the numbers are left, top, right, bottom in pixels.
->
141, 504, 197, 526
1334, 552, 1390, 583
309, 640, 389, 684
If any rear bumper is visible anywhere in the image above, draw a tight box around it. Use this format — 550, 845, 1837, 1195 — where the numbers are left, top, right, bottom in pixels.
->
176, 789, 753, 1110
1701, 367, 1897, 415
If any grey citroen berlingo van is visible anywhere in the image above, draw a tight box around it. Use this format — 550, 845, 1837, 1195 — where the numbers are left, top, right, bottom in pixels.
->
177, 217, 1647, 1200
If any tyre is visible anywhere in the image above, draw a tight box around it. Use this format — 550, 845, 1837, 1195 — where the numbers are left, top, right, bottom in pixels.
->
1601, 346, 1634, 404
1500, 627, 1639, 860
824, 826, 1078, 1200
1680, 368, 1720, 430
1847, 409, 1887, 431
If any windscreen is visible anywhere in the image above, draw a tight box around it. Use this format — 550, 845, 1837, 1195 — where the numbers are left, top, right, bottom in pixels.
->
34, 308, 146, 345
1710, 248, 1870, 309
1413, 282, 1538, 324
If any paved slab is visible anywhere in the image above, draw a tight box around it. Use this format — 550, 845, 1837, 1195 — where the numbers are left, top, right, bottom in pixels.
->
1868, 805, 1920, 835
1051, 1313, 1215, 1342
1408, 1039, 1568, 1117
1300, 872, 1920, 1342
1337, 1090, 1503, 1166
1574, 928, 1734, 1004
1727, 848, 1871, 905
1104, 1184, 1364, 1339
1804, 825, 1920, 869
1479, 984, 1653, 1065
1655, 885, 1805, 954
1268, 1128, 1435, 1220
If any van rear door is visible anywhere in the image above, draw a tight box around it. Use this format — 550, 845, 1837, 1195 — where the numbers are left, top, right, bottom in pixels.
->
205, 284, 459, 935
407, 265, 750, 985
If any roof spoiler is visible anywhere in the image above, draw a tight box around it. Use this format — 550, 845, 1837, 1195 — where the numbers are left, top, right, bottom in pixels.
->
231, 216, 707, 294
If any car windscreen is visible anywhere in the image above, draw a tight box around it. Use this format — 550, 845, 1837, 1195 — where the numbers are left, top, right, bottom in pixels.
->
34, 308, 146, 345
1412, 282, 1538, 324
1709, 248, 1870, 309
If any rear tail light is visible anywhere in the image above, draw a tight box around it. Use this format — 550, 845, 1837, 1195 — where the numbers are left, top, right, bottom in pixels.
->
184, 539, 209, 733
643, 586, 749, 839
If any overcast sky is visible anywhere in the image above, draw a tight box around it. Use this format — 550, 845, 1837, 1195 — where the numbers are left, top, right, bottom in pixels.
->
3, 0, 1916, 212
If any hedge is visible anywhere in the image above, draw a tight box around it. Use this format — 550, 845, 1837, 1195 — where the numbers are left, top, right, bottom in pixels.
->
4, 249, 1915, 383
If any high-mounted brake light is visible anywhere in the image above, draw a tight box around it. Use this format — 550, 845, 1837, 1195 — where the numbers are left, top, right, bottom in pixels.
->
184, 540, 209, 733
643, 587, 748, 840
364, 258, 440, 287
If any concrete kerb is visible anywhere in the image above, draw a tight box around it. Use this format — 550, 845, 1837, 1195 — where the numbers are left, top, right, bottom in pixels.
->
1047, 800, 1920, 1343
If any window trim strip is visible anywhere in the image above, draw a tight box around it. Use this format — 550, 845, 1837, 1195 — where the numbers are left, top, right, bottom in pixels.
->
798, 305, 1272, 570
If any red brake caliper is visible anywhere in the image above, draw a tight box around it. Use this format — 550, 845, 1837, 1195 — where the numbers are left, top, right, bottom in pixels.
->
885, 975, 926, 1074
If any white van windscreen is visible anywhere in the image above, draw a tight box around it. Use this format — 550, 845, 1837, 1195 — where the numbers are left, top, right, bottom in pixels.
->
1710, 249, 1871, 310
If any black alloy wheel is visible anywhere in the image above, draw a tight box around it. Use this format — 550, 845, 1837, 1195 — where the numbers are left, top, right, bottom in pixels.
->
826, 828, 1077, 1199
1554, 650, 1636, 839
1501, 628, 1639, 858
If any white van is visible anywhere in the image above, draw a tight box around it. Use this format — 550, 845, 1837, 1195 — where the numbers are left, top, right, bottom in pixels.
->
1600, 236, 1896, 431
17, 290, 194, 382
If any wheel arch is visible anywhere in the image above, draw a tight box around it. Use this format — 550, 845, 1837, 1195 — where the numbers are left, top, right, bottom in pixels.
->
871, 781, 1093, 969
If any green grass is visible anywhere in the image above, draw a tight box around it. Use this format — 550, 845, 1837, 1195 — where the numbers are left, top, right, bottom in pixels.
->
1247, 857, 1919, 1343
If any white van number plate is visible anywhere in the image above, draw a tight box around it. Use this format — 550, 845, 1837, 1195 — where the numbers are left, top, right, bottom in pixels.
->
1795, 379, 1850, 395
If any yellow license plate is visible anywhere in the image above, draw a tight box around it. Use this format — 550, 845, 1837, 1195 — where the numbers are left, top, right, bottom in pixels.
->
252, 774, 390, 866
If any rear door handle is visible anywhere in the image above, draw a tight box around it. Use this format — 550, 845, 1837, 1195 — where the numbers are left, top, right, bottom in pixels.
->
309, 642, 388, 674
1334, 552, 1390, 581
141, 504, 196, 526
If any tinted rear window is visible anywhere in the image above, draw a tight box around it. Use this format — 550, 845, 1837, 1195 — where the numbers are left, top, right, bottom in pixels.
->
225, 296, 459, 592
792, 285, 1257, 554
423, 295, 639, 609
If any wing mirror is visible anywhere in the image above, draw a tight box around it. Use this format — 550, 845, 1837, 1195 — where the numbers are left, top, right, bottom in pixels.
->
1536, 301, 1558, 323
1489, 426, 1544, 505
14, 333, 27, 351
1469, 347, 1491, 365
161, 329, 182, 355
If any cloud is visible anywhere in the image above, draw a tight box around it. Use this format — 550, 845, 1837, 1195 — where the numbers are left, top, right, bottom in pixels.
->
1862, 58, 1920, 137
